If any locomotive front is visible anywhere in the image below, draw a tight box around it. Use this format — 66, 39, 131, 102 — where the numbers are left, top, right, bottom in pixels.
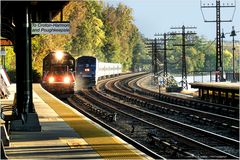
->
75, 56, 97, 89
42, 51, 75, 94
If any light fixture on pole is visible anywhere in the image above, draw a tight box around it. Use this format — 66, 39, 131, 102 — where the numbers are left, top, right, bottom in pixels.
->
221, 29, 225, 79
230, 26, 236, 80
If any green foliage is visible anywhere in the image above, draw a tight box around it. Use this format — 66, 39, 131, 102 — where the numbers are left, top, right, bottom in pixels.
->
6, 69, 16, 83
4, 69, 41, 83
32, 35, 50, 75
166, 75, 178, 87
102, 3, 138, 70
203, 48, 215, 71
223, 49, 233, 71
70, 1, 105, 56
1, 47, 16, 82
132, 37, 150, 72
6, 1, 237, 77
165, 36, 236, 74
30, 1, 143, 73
4, 47, 15, 71
32, 69, 41, 83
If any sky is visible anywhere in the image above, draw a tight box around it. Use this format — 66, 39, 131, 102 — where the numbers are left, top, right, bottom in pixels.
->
105, 0, 240, 41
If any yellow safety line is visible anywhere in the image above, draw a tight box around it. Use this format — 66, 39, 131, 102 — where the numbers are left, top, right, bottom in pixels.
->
33, 84, 144, 159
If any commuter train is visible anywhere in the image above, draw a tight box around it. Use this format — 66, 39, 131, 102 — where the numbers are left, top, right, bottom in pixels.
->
75, 56, 122, 89
42, 51, 75, 94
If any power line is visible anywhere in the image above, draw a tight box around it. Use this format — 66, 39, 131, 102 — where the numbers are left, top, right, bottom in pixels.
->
200, 0, 236, 81
154, 33, 174, 78
145, 38, 162, 83
170, 25, 197, 89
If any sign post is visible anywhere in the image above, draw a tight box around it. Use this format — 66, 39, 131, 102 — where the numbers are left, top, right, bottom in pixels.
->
158, 76, 163, 100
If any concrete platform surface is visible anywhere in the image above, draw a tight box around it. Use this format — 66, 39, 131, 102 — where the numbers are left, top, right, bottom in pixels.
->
2, 84, 151, 159
3, 84, 100, 159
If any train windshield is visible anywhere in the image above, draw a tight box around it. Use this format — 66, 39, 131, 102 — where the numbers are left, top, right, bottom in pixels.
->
50, 59, 74, 65
51, 65, 68, 74
43, 52, 75, 75
76, 56, 97, 73
78, 64, 96, 67
53, 70, 65, 75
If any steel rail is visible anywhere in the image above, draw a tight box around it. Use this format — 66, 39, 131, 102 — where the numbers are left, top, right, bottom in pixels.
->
84, 88, 238, 159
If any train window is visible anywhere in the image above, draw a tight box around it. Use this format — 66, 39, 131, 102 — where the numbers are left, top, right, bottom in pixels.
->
54, 70, 65, 75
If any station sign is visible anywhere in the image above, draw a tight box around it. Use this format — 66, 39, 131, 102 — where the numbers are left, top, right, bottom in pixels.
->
31, 22, 70, 34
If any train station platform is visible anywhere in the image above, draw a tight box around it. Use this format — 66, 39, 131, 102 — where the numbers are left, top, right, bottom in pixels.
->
1, 84, 152, 159
140, 75, 240, 105
190, 82, 239, 107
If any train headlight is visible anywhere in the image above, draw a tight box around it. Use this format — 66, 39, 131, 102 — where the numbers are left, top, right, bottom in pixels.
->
84, 68, 90, 72
55, 51, 64, 60
48, 77, 55, 83
63, 76, 71, 83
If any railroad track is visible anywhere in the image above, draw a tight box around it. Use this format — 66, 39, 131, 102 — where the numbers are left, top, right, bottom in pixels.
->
102, 76, 239, 154
67, 73, 239, 159
134, 74, 239, 119
67, 91, 164, 160
113, 74, 239, 133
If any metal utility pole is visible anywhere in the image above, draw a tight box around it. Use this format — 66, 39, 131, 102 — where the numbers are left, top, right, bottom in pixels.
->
221, 29, 225, 74
163, 34, 168, 77
171, 25, 196, 89
230, 26, 237, 80
145, 39, 156, 75
154, 33, 174, 80
200, 0, 236, 81
151, 41, 155, 74
154, 38, 158, 75
145, 38, 162, 83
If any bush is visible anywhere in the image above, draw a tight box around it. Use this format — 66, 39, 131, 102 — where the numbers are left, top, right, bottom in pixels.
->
32, 69, 41, 83
6, 70, 16, 83
6, 69, 41, 83
166, 87, 183, 92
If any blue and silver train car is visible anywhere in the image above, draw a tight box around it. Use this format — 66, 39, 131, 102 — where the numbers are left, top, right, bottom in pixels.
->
75, 56, 122, 89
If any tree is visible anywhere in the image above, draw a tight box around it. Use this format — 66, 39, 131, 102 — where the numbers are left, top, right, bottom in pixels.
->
4, 46, 15, 71
69, 1, 105, 57
102, 3, 139, 71
223, 49, 233, 71
29, 1, 150, 73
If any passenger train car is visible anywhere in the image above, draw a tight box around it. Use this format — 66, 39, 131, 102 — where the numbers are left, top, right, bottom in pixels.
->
75, 56, 122, 89
42, 51, 75, 94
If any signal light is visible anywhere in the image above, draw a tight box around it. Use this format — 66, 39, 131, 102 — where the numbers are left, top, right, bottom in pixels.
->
48, 77, 55, 83
63, 76, 71, 83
